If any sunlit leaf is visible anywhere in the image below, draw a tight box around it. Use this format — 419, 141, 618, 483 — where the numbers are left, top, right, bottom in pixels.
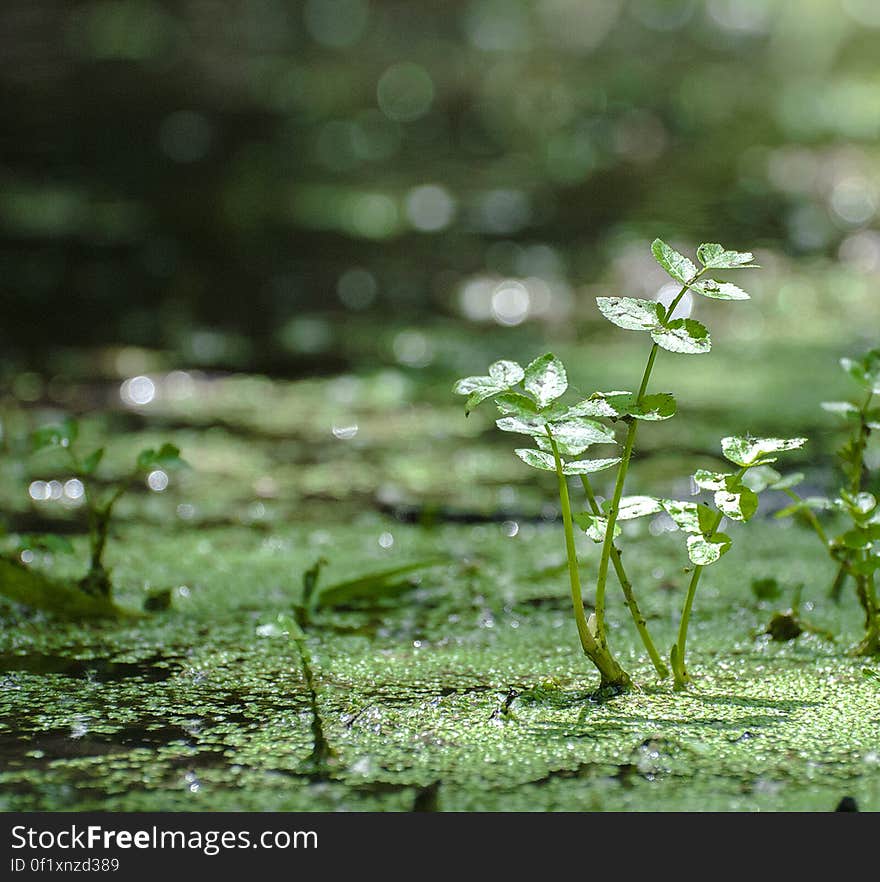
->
821, 401, 860, 418
514, 448, 556, 471
651, 319, 711, 355
496, 415, 546, 436
596, 297, 662, 332
524, 353, 567, 408
841, 349, 880, 394
488, 360, 524, 386
695, 243, 758, 269
690, 279, 750, 301
660, 499, 701, 533
652, 239, 697, 284
714, 487, 759, 522
563, 391, 676, 422
721, 436, 807, 467
561, 457, 621, 475
693, 469, 732, 492
573, 512, 621, 543
687, 532, 732, 566
545, 418, 616, 454
612, 496, 663, 520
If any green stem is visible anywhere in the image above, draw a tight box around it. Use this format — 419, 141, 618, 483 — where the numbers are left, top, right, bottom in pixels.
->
594, 275, 703, 650
548, 434, 594, 656
547, 430, 632, 692
673, 465, 746, 690
783, 488, 830, 546
580, 476, 668, 678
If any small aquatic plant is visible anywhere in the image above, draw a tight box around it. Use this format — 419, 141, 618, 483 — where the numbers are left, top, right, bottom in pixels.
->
776, 349, 880, 656
454, 238, 787, 694
0, 419, 186, 617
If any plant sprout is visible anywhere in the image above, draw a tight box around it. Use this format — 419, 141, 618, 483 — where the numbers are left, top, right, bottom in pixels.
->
776, 349, 880, 656
30, 418, 186, 598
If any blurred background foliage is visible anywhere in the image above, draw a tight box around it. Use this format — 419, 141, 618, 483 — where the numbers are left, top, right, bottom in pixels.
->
1, 0, 879, 524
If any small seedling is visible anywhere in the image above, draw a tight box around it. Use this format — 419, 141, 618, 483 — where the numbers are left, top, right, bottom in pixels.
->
776, 349, 880, 656
29, 417, 186, 599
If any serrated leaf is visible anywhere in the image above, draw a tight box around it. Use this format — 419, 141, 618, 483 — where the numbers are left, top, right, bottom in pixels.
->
561, 457, 621, 476
651, 318, 711, 355
524, 353, 567, 408
568, 391, 676, 422
652, 239, 697, 284
573, 512, 621, 543
660, 499, 701, 533
496, 415, 547, 436
495, 393, 539, 418
714, 487, 759, 522
687, 532, 732, 566
596, 297, 662, 332
82, 448, 105, 476
720, 436, 807, 467
514, 448, 557, 472
545, 418, 616, 453
693, 469, 732, 492
690, 279, 750, 301
612, 496, 663, 520
695, 243, 758, 269
488, 360, 524, 386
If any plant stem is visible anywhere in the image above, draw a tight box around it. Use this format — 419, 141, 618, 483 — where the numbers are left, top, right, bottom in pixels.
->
580, 476, 668, 678
547, 430, 632, 692
672, 465, 746, 690
594, 275, 702, 649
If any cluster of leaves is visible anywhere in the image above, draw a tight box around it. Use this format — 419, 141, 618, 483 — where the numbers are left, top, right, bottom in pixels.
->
596, 240, 755, 356
456, 354, 672, 476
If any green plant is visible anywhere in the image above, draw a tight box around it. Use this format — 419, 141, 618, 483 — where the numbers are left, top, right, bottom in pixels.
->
776, 349, 880, 656
29, 418, 186, 599
454, 239, 782, 694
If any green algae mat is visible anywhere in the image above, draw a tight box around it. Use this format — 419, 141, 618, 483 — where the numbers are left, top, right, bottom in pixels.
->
1, 352, 878, 812
2, 520, 878, 812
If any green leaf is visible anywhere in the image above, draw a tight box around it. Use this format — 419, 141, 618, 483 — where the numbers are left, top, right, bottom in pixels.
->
573, 512, 621, 543
488, 359, 524, 386
821, 401, 860, 418
840, 528, 871, 550
687, 532, 732, 566
596, 297, 662, 332
545, 418, 616, 454
697, 504, 718, 534
693, 469, 732, 492
660, 499, 701, 533
514, 448, 556, 472
751, 577, 782, 600
81, 448, 105, 476
524, 353, 567, 408
464, 386, 505, 414
695, 243, 758, 269
561, 457, 621, 475
31, 418, 79, 452
495, 393, 538, 418
315, 559, 449, 609
689, 279, 750, 301
714, 487, 759, 522
651, 318, 711, 355
567, 391, 675, 422
840, 491, 877, 522
612, 496, 663, 521
496, 415, 546, 436
720, 436, 807, 467
652, 239, 697, 284
863, 667, 880, 685
137, 443, 186, 471
841, 349, 880, 394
